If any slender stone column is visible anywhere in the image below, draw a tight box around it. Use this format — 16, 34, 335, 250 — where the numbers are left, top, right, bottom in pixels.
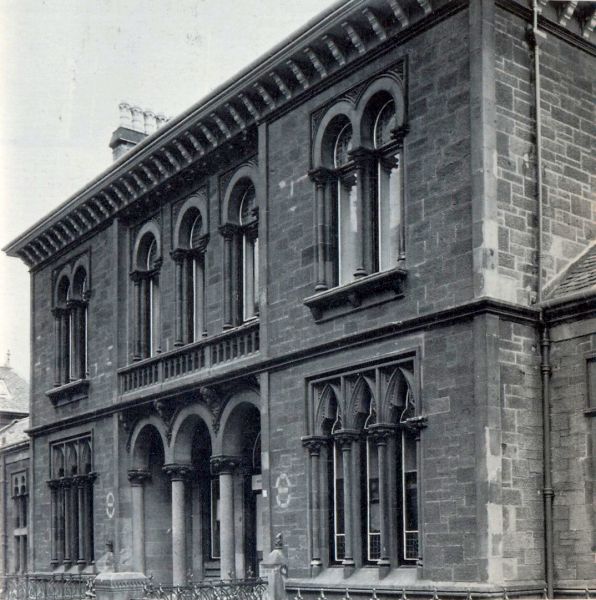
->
163, 464, 193, 586
61, 311, 71, 383
85, 474, 96, 563
131, 272, 143, 360
219, 225, 238, 329
172, 251, 185, 346
62, 479, 72, 566
181, 256, 190, 342
52, 308, 63, 386
139, 277, 149, 357
48, 480, 60, 567
369, 425, 396, 577
302, 436, 327, 575
334, 430, 358, 576
127, 470, 151, 574
75, 476, 86, 564
309, 169, 332, 291
211, 456, 240, 580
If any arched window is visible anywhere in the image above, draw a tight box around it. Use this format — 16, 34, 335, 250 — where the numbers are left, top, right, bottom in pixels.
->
132, 229, 161, 359
53, 266, 89, 387
239, 184, 259, 321
220, 174, 259, 328
309, 81, 406, 300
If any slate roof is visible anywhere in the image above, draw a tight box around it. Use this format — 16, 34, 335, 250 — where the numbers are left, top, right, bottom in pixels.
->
0, 365, 29, 415
0, 417, 29, 449
547, 243, 596, 301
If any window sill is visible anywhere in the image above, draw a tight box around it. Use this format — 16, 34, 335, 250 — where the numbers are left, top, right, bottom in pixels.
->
304, 267, 407, 321
46, 379, 90, 406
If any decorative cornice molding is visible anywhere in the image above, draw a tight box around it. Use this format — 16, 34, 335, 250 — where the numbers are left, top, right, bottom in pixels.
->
5, 0, 465, 269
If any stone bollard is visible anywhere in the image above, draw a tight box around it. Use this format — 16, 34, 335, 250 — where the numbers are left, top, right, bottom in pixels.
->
94, 572, 147, 600
261, 533, 288, 600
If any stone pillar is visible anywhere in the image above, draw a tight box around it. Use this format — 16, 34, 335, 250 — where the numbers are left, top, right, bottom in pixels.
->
62, 479, 72, 566
162, 464, 192, 586
219, 225, 237, 329
211, 456, 239, 580
350, 148, 375, 278
369, 425, 395, 578
172, 251, 185, 346
131, 273, 142, 360
334, 431, 358, 576
75, 476, 86, 564
309, 169, 331, 291
61, 311, 71, 383
181, 256, 190, 343
139, 277, 149, 357
127, 470, 151, 574
48, 480, 60, 567
302, 436, 327, 575
52, 308, 63, 386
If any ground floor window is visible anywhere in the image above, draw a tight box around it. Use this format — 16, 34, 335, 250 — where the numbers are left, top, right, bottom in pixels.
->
48, 435, 96, 569
303, 360, 424, 573
11, 471, 28, 573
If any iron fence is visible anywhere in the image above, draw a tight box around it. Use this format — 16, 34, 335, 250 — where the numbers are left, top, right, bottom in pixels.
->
139, 577, 268, 600
0, 573, 95, 600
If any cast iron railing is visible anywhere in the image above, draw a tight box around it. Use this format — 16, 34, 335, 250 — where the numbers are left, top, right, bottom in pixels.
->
0, 573, 95, 600
139, 577, 267, 600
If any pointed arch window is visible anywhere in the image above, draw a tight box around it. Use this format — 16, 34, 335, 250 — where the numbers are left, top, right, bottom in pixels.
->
304, 363, 424, 576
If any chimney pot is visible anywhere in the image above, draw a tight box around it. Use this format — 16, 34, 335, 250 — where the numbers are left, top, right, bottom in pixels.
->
118, 102, 132, 128
131, 106, 144, 132
143, 110, 157, 134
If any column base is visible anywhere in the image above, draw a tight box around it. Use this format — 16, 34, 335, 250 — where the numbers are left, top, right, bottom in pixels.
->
342, 560, 355, 578
353, 268, 368, 279
377, 559, 391, 579
310, 560, 323, 577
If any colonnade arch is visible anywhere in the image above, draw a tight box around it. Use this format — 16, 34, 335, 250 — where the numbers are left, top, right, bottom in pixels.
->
126, 386, 262, 585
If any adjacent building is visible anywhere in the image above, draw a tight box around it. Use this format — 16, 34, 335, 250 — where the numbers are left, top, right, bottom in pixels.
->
3, 0, 595, 597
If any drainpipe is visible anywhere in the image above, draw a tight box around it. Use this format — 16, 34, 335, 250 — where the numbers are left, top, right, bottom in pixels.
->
540, 310, 554, 599
527, 3, 553, 597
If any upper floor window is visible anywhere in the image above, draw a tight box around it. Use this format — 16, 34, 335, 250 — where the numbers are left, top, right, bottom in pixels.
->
310, 78, 406, 292
52, 260, 89, 387
132, 224, 161, 360
172, 193, 210, 346
220, 167, 259, 328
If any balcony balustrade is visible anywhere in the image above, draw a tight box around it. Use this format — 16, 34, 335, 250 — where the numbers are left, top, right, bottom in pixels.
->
119, 321, 259, 394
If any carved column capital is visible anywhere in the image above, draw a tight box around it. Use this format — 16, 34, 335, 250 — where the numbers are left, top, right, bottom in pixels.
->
127, 469, 152, 486
163, 463, 193, 481
130, 269, 148, 283
170, 248, 189, 263
301, 435, 329, 456
367, 424, 397, 446
348, 146, 376, 166
218, 223, 240, 240
308, 167, 334, 186
242, 220, 259, 241
47, 479, 60, 490
51, 306, 67, 318
391, 123, 410, 148
333, 429, 360, 449
189, 233, 210, 256
210, 455, 241, 476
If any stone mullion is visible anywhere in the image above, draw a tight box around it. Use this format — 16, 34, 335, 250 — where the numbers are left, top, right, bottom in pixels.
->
132, 274, 143, 360
76, 478, 85, 564
369, 425, 396, 577
181, 255, 191, 343
219, 225, 237, 329
351, 148, 376, 278
140, 277, 150, 357
334, 430, 358, 576
309, 168, 332, 292
172, 253, 185, 346
85, 477, 95, 563
60, 311, 70, 383
324, 181, 336, 286
52, 309, 63, 386
49, 481, 59, 567
302, 436, 327, 575
163, 464, 193, 586
195, 254, 206, 338
62, 480, 72, 566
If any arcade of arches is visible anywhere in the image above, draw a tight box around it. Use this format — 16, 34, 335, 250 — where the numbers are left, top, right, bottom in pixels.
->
126, 386, 262, 586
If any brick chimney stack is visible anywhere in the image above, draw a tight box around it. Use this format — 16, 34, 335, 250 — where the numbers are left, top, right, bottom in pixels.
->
109, 103, 169, 161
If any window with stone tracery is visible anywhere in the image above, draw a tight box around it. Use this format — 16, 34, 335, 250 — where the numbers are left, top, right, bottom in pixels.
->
48, 435, 95, 569
11, 472, 28, 573
303, 361, 422, 573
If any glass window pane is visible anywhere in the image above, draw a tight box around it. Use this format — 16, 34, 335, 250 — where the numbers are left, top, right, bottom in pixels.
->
378, 155, 401, 272
338, 175, 358, 285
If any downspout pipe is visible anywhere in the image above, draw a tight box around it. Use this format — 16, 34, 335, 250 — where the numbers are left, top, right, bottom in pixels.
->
527, 3, 553, 597
540, 310, 554, 599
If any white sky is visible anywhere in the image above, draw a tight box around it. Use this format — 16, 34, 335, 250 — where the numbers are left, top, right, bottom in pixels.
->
0, 0, 338, 381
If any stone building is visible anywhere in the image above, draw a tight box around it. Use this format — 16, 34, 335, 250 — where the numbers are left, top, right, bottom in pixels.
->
0, 355, 30, 575
3, 0, 595, 597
